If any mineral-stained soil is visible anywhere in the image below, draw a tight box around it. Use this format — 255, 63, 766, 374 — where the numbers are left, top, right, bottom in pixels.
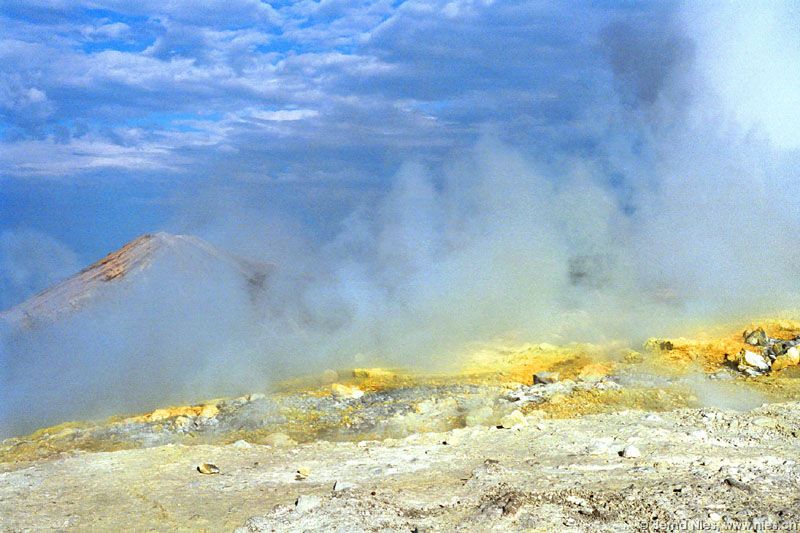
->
4, 318, 800, 531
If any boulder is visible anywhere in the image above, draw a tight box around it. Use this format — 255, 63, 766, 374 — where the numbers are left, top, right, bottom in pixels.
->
294, 495, 321, 513
331, 383, 365, 400
738, 350, 770, 372
533, 371, 560, 385
744, 328, 768, 347
499, 410, 527, 428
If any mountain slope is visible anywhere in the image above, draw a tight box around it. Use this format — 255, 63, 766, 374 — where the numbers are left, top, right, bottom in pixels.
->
0, 232, 271, 329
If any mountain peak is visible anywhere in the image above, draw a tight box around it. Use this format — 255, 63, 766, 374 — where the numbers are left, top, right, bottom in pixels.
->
0, 232, 271, 328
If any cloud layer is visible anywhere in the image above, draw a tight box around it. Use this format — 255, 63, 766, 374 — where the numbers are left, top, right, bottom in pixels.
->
0, 1, 630, 181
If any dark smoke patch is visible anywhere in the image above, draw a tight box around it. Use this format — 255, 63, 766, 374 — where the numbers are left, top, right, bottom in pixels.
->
600, 19, 695, 107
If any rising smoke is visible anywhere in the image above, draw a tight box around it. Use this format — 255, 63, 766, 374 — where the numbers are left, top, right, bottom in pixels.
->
2, 2, 800, 436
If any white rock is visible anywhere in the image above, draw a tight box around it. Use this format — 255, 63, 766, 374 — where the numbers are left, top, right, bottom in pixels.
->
499, 409, 527, 428
294, 495, 321, 513
752, 416, 778, 428
232, 439, 253, 449
533, 371, 560, 385
741, 350, 770, 371
565, 495, 589, 506
621, 445, 641, 458
333, 481, 356, 492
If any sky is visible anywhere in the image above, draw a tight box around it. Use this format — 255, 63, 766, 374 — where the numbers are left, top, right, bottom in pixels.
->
1, 0, 800, 311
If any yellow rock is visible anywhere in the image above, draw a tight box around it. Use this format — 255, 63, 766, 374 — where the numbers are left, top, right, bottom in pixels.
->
772, 356, 792, 372
549, 393, 567, 405
198, 404, 219, 418
296, 466, 311, 480
331, 383, 364, 399
772, 348, 800, 372
130, 402, 220, 423
578, 363, 612, 381
148, 409, 172, 422
197, 463, 220, 475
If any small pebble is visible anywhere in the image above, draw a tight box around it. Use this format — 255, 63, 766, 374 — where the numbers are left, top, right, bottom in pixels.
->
197, 463, 220, 475
621, 445, 641, 458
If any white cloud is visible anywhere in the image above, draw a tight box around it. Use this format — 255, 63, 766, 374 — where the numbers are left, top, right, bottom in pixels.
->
248, 108, 319, 121
81, 21, 131, 40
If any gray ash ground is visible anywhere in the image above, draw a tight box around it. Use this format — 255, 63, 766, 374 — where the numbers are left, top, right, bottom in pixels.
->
6, 325, 800, 531
4, 398, 800, 531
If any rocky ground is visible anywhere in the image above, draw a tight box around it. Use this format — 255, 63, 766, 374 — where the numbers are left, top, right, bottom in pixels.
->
3, 402, 800, 532
4, 318, 800, 531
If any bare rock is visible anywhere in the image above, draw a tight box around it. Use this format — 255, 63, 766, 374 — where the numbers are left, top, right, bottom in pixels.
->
332, 481, 356, 492
499, 410, 527, 429
295, 466, 311, 481
294, 495, 321, 513
533, 371, 560, 385
197, 463, 220, 474
739, 350, 770, 372
620, 445, 641, 458
744, 328, 768, 347
772, 347, 800, 371
331, 383, 365, 400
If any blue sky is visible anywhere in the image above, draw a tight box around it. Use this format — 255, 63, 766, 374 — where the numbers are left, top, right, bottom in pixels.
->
0, 0, 625, 304
2, 1, 800, 311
